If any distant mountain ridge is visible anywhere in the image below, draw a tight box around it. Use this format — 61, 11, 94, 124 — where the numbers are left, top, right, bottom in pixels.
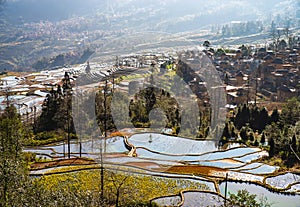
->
2, 0, 296, 30
0, 0, 298, 72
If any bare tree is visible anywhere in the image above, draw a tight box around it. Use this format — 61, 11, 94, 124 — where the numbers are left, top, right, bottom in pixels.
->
269, 21, 283, 53
107, 171, 129, 207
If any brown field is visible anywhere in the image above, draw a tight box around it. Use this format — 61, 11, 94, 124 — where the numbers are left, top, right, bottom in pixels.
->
161, 165, 227, 176
124, 162, 162, 169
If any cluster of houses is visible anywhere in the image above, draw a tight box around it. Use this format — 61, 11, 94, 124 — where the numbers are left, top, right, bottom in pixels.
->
1, 37, 299, 120
116, 43, 299, 108
0, 67, 82, 121
205, 39, 300, 105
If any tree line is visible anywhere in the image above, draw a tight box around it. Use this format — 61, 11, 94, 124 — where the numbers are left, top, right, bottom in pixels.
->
221, 98, 300, 168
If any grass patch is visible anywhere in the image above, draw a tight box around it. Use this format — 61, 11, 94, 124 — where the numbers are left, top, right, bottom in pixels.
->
25, 131, 76, 146
36, 167, 208, 206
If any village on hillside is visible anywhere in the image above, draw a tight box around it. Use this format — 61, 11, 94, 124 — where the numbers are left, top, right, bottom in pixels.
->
0, 35, 299, 122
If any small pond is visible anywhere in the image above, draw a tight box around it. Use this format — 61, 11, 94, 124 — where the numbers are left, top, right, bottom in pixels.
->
233, 162, 262, 171
266, 173, 300, 190
129, 133, 218, 155
234, 151, 268, 163
36, 136, 127, 155
152, 195, 181, 207
219, 182, 300, 207
181, 192, 224, 207
240, 164, 279, 175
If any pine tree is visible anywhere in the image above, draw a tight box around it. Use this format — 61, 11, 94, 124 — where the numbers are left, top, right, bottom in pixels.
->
37, 72, 75, 134
37, 86, 62, 132
222, 123, 231, 139
234, 104, 250, 129
249, 132, 254, 142
249, 106, 260, 131
269, 108, 279, 124
260, 133, 266, 145
269, 137, 275, 158
240, 127, 248, 142
258, 107, 269, 132
0, 106, 27, 206
231, 127, 236, 138
62, 72, 72, 95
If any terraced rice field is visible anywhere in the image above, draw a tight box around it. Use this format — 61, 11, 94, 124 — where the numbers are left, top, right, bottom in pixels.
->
27, 132, 300, 207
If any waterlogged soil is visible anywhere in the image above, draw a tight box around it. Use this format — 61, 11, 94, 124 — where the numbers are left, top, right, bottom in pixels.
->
162, 165, 227, 176
30, 157, 227, 178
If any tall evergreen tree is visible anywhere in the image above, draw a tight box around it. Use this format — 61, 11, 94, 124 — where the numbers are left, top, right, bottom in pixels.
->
37, 86, 62, 132
231, 126, 236, 138
269, 108, 280, 124
37, 72, 75, 134
258, 107, 269, 132
249, 106, 260, 130
234, 104, 250, 129
269, 137, 275, 158
0, 106, 27, 206
240, 126, 248, 142
249, 132, 254, 142
222, 123, 231, 139
260, 133, 266, 145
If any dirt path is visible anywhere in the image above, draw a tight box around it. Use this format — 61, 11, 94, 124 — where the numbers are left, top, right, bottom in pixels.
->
30, 157, 96, 170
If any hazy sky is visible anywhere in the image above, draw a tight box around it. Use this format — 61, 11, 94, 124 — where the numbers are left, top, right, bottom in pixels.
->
1, 0, 297, 28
